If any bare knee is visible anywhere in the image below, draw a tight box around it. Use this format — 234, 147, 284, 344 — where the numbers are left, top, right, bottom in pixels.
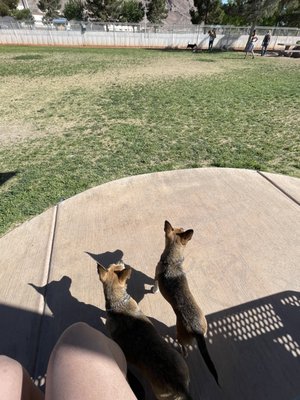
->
0, 356, 44, 400
57, 322, 90, 343
54, 322, 105, 352
50, 322, 127, 375
0, 355, 23, 381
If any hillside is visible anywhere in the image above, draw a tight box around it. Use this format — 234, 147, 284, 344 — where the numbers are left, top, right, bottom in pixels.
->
24, 0, 194, 26
165, 0, 194, 25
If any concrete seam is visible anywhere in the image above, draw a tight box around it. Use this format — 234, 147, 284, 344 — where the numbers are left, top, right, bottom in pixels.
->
33, 202, 60, 381
38, 204, 59, 314
257, 171, 300, 207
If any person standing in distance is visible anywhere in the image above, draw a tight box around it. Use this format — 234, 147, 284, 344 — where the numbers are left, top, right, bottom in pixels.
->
244, 29, 258, 59
208, 29, 216, 51
261, 30, 271, 56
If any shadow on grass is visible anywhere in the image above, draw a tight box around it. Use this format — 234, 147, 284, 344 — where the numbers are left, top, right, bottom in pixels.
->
0, 171, 17, 186
13, 54, 44, 61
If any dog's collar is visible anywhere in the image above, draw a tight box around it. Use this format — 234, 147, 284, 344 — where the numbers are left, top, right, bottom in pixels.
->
106, 293, 131, 313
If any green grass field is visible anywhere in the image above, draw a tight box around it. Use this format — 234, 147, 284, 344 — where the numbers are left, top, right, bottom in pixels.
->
0, 46, 299, 236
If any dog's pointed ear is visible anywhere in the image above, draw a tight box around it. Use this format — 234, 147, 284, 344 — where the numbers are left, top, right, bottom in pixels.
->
97, 263, 108, 282
178, 229, 194, 245
164, 220, 173, 234
117, 267, 132, 284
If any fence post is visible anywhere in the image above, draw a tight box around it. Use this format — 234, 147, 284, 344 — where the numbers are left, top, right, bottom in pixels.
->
113, 22, 116, 47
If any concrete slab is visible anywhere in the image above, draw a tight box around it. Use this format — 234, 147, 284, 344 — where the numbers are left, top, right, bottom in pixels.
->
0, 168, 299, 399
259, 171, 300, 204
0, 207, 56, 374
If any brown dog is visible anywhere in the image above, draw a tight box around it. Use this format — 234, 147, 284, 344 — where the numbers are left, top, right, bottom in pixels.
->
97, 261, 193, 400
152, 221, 219, 385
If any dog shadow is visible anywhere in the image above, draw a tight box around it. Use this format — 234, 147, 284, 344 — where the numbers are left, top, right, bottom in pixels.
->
87, 249, 155, 304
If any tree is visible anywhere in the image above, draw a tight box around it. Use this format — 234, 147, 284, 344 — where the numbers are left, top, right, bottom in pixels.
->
243, 0, 281, 25
120, 0, 144, 23
190, 0, 224, 25
38, 0, 61, 21
221, 0, 248, 25
11, 8, 34, 20
261, 0, 300, 27
222, 0, 299, 26
146, 0, 168, 24
0, 0, 33, 19
280, 2, 300, 27
85, 0, 123, 21
0, 0, 18, 17
63, 0, 84, 20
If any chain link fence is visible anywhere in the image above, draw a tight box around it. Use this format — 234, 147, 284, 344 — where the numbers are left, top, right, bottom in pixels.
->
0, 20, 299, 37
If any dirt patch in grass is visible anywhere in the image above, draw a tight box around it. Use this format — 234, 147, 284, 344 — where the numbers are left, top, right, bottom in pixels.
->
0, 122, 40, 145
0, 48, 299, 236
0, 57, 242, 145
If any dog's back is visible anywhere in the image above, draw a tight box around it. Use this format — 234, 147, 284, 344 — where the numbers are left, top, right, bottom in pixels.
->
160, 271, 206, 330
97, 262, 192, 400
107, 310, 192, 398
153, 221, 219, 385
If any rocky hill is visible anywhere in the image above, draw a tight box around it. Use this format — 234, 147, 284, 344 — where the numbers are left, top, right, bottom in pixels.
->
23, 0, 194, 26
165, 0, 194, 26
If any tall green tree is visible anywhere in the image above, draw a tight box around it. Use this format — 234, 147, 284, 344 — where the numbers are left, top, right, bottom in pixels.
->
0, 0, 33, 19
190, 0, 224, 24
261, 0, 300, 27
146, 0, 168, 24
63, 0, 84, 20
280, 1, 300, 27
85, 0, 123, 21
0, 0, 18, 17
222, 0, 299, 26
221, 0, 248, 25
38, 0, 61, 21
120, 0, 144, 23
243, 0, 281, 25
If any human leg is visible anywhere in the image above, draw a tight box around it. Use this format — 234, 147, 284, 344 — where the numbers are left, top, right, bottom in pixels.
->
45, 322, 137, 400
264, 44, 268, 55
0, 355, 44, 400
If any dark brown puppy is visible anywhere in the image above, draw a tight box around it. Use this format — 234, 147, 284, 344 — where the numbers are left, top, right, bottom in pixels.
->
97, 261, 193, 400
152, 221, 219, 385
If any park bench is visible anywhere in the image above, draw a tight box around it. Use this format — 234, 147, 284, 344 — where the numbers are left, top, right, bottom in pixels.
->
277, 43, 300, 57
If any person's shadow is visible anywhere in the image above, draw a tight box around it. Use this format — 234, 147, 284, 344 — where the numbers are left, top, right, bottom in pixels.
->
29, 275, 107, 385
29, 250, 158, 399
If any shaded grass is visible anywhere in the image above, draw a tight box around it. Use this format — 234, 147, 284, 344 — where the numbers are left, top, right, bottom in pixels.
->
0, 47, 299, 236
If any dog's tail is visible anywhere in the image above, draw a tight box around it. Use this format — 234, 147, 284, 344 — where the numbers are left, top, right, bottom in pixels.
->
195, 333, 220, 386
